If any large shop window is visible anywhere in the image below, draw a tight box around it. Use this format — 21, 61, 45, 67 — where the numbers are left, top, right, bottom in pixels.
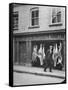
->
13, 11, 18, 30
31, 8, 39, 26
52, 8, 61, 24
32, 41, 63, 70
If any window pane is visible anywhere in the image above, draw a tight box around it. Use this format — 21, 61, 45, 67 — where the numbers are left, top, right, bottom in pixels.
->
32, 18, 39, 26
52, 17, 56, 23
31, 8, 39, 26
32, 19, 34, 26
13, 12, 18, 30
52, 8, 61, 24
35, 10, 39, 17
57, 12, 61, 22
32, 10, 39, 18
32, 11, 34, 18
52, 9, 56, 17
34, 18, 39, 25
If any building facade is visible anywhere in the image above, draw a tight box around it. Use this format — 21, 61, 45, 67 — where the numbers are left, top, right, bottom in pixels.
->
13, 4, 66, 69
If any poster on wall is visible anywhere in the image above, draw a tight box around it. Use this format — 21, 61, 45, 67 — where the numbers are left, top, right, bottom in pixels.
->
9, 3, 66, 87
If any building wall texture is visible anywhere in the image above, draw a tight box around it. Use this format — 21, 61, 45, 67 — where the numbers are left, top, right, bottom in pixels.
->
13, 5, 65, 34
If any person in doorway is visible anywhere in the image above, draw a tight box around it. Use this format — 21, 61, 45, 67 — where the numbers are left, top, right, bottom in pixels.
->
44, 45, 54, 72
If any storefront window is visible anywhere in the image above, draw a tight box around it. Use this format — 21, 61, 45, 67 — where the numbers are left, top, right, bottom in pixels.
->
32, 41, 63, 70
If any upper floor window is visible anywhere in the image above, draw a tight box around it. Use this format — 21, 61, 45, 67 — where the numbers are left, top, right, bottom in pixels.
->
13, 11, 18, 30
31, 8, 39, 26
52, 8, 61, 24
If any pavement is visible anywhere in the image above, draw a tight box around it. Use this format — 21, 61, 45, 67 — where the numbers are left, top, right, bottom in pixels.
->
13, 65, 65, 79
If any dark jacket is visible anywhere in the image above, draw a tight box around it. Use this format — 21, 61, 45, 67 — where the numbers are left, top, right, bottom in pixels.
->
44, 49, 54, 67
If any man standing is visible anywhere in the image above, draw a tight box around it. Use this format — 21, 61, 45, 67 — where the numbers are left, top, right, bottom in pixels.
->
44, 45, 54, 72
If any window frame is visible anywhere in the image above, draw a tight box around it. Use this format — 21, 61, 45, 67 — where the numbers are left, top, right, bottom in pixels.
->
52, 8, 62, 24
30, 7, 39, 27
13, 11, 19, 30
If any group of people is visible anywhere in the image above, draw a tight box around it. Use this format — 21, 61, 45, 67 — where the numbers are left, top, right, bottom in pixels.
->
32, 43, 63, 72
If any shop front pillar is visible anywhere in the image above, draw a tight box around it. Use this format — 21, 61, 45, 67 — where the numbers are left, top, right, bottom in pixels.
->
16, 41, 19, 64
13, 38, 15, 64
26, 41, 32, 65
62, 40, 66, 71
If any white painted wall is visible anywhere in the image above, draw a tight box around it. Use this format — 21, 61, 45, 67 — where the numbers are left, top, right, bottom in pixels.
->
13, 5, 65, 34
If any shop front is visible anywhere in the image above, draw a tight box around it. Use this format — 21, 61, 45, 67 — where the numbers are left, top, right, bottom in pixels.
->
13, 29, 66, 70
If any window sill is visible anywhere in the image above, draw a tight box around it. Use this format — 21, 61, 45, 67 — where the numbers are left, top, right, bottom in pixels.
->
49, 23, 62, 27
28, 26, 40, 29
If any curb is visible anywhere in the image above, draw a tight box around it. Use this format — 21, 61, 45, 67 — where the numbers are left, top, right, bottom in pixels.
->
14, 70, 65, 79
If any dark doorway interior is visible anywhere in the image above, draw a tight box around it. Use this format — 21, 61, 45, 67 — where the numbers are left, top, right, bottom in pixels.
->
19, 41, 26, 65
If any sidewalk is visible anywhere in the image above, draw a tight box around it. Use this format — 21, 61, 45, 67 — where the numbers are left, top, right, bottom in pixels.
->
13, 65, 65, 79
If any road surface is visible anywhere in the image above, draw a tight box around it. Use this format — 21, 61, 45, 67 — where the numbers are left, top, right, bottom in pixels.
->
13, 72, 64, 86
